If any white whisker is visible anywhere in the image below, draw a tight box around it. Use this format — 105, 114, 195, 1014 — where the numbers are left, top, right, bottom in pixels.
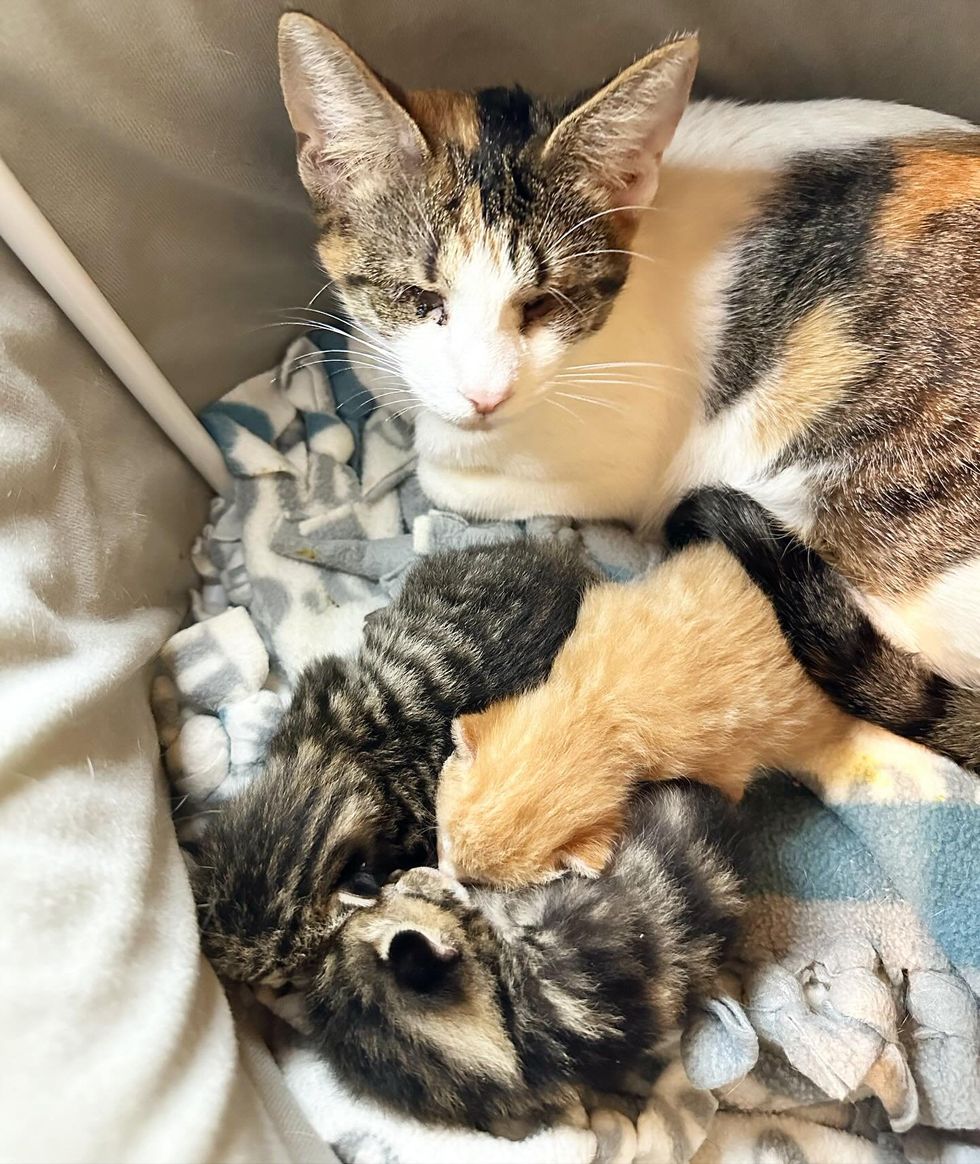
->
291, 355, 403, 377
294, 305, 394, 349
553, 390, 626, 415
561, 360, 697, 380
558, 376, 687, 396
306, 280, 337, 309
545, 396, 587, 425
560, 248, 659, 265
546, 284, 588, 321
548, 204, 658, 248
273, 305, 399, 358
385, 402, 425, 423
295, 321, 400, 365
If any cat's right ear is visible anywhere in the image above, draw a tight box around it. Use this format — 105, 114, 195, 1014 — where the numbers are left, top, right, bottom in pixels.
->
543, 35, 698, 209
277, 14, 430, 198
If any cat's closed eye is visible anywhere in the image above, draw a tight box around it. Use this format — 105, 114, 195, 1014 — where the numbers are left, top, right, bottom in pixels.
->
521, 293, 559, 329
398, 286, 446, 322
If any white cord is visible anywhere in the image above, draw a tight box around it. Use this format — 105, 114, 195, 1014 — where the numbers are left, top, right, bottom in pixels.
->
0, 154, 231, 496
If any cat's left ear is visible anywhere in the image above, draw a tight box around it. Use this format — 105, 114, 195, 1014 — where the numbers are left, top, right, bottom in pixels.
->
278, 14, 430, 198
544, 35, 699, 209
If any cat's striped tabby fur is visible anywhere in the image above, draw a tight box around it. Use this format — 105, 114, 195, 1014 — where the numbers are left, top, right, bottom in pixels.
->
304, 781, 742, 1132
279, 13, 980, 740
193, 540, 597, 983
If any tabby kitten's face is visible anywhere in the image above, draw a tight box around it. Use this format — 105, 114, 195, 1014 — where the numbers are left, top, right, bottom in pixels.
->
307, 866, 559, 1129
278, 15, 697, 427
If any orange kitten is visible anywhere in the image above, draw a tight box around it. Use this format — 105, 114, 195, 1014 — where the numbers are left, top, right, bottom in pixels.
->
436, 542, 864, 888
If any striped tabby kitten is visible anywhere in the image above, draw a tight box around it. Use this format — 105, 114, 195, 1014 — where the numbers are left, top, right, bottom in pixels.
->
193, 540, 597, 983
305, 781, 742, 1131
666, 488, 980, 773
278, 14, 980, 717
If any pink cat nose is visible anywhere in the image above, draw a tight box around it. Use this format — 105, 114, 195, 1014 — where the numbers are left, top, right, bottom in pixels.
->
464, 387, 512, 415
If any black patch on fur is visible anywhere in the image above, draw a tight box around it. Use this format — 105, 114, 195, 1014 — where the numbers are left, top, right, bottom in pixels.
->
388, 930, 460, 993
469, 87, 564, 228
531, 241, 550, 287
707, 147, 898, 415
665, 488, 977, 772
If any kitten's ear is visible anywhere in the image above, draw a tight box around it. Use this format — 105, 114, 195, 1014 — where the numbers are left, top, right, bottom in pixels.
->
557, 823, 618, 876
278, 14, 430, 198
387, 928, 460, 993
544, 36, 698, 208
450, 715, 480, 763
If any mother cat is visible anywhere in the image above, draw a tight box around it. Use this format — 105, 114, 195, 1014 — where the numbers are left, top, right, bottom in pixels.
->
278, 14, 980, 691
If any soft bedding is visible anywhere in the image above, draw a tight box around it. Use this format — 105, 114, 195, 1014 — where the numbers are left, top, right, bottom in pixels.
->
155, 332, 980, 1164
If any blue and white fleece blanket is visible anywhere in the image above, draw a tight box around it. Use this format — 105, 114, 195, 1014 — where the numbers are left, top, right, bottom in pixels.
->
155, 333, 980, 1164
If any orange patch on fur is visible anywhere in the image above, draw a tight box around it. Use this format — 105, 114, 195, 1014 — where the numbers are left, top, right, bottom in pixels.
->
876, 139, 980, 249
752, 298, 873, 458
406, 90, 480, 152
317, 233, 355, 275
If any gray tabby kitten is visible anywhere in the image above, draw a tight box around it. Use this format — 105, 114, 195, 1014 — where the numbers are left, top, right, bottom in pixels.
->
304, 781, 743, 1131
193, 539, 598, 984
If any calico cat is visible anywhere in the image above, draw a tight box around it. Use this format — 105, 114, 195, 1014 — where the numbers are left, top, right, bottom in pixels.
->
278, 14, 980, 702
304, 781, 743, 1131
193, 539, 597, 983
436, 540, 886, 888
666, 487, 980, 773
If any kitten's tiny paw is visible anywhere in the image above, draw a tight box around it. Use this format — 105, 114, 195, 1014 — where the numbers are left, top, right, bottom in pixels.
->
395, 866, 470, 904
590, 1109, 637, 1164
565, 1100, 590, 1129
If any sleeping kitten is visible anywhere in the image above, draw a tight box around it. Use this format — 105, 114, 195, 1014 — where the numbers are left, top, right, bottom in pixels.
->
667, 488, 979, 773
278, 14, 980, 703
193, 539, 597, 983
304, 781, 743, 1131
437, 541, 876, 888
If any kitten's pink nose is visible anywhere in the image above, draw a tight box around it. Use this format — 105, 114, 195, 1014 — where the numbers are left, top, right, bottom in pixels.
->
464, 386, 512, 415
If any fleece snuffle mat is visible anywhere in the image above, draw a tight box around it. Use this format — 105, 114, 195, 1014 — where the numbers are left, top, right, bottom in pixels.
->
152, 330, 980, 1164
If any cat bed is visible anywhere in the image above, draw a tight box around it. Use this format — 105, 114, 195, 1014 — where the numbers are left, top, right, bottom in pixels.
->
153, 331, 980, 1164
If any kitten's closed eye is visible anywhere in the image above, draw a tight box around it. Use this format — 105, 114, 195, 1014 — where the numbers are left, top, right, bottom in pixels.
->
336, 853, 381, 904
